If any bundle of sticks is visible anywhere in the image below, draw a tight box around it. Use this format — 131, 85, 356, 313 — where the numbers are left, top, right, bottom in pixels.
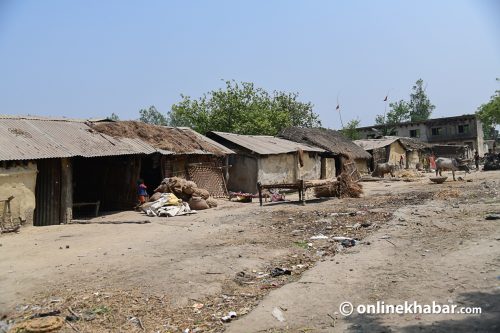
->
314, 173, 363, 198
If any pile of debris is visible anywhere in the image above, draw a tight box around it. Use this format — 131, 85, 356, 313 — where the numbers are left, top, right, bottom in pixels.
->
141, 177, 217, 217
314, 173, 363, 198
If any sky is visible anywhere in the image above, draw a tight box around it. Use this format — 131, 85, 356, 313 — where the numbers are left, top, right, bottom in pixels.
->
0, 0, 498, 129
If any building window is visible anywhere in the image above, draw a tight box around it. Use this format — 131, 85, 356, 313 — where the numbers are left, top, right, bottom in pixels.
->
458, 124, 470, 134
409, 129, 420, 138
431, 127, 443, 136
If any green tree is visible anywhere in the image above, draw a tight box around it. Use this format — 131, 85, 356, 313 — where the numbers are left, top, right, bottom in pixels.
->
476, 81, 500, 139
168, 80, 321, 135
139, 105, 168, 125
109, 113, 120, 121
374, 79, 433, 132
374, 100, 411, 135
409, 79, 434, 121
375, 100, 411, 125
340, 119, 361, 140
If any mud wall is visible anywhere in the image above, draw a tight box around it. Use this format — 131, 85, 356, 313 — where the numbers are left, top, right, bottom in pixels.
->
258, 153, 320, 185
406, 150, 420, 169
321, 157, 336, 179
355, 159, 369, 174
0, 162, 37, 226
388, 141, 406, 166
227, 154, 258, 193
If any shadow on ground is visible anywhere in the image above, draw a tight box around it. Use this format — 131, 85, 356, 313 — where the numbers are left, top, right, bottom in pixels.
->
344, 291, 500, 332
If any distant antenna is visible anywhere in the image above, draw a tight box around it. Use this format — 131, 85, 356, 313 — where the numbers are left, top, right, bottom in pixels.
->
336, 94, 344, 128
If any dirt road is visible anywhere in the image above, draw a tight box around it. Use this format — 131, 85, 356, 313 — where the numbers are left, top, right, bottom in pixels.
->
1, 171, 499, 332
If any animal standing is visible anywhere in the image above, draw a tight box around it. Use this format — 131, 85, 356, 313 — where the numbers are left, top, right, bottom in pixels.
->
371, 162, 395, 178
435, 157, 470, 181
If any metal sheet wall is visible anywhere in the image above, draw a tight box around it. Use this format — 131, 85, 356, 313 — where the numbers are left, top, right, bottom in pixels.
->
34, 159, 62, 226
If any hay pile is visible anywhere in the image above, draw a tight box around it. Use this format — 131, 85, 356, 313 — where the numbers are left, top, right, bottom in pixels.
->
314, 173, 363, 198
154, 177, 217, 209
399, 169, 423, 178
91, 121, 226, 155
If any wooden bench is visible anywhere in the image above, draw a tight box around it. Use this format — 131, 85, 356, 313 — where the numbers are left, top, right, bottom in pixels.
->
257, 179, 334, 206
73, 201, 100, 217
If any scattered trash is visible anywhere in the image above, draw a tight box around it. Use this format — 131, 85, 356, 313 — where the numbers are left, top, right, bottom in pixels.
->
0, 320, 12, 333
128, 316, 145, 330
341, 239, 356, 247
192, 303, 204, 310
310, 234, 329, 240
29, 310, 61, 318
144, 193, 197, 217
485, 214, 500, 220
221, 311, 237, 322
272, 307, 285, 322
331, 236, 353, 241
270, 268, 292, 277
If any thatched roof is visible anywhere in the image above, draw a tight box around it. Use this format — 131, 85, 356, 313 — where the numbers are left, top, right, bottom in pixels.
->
354, 136, 431, 152
91, 121, 233, 156
279, 127, 371, 160
395, 137, 431, 151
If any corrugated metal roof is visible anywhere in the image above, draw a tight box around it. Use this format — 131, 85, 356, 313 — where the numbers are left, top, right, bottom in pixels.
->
208, 131, 325, 155
354, 138, 400, 151
0, 117, 174, 161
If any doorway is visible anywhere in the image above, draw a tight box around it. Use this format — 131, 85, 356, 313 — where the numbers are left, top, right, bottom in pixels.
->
34, 159, 62, 226
140, 155, 163, 196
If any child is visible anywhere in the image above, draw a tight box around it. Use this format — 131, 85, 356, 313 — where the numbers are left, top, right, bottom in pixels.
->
137, 179, 148, 205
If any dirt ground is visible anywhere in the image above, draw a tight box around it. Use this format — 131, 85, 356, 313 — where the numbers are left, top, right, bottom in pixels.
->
1, 170, 499, 332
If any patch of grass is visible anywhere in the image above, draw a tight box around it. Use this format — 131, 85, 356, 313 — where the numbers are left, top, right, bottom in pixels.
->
92, 305, 110, 315
294, 241, 309, 249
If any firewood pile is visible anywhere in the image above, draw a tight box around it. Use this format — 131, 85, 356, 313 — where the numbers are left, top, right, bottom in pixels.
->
314, 173, 363, 198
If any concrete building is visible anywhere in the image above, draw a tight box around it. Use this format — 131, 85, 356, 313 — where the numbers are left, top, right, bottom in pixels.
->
356, 114, 486, 156
206, 131, 325, 194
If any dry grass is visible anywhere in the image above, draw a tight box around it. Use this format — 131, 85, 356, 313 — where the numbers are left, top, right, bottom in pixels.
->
434, 188, 461, 200
92, 121, 226, 155
314, 173, 363, 198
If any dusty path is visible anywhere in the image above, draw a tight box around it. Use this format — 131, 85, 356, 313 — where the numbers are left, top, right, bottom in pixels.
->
1, 171, 499, 332
227, 172, 500, 332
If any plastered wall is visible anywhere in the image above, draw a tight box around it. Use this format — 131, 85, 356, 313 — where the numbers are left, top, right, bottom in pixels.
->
0, 162, 37, 226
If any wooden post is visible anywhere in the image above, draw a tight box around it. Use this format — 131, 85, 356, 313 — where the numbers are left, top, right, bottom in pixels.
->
300, 179, 306, 205
60, 158, 73, 224
257, 182, 263, 206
